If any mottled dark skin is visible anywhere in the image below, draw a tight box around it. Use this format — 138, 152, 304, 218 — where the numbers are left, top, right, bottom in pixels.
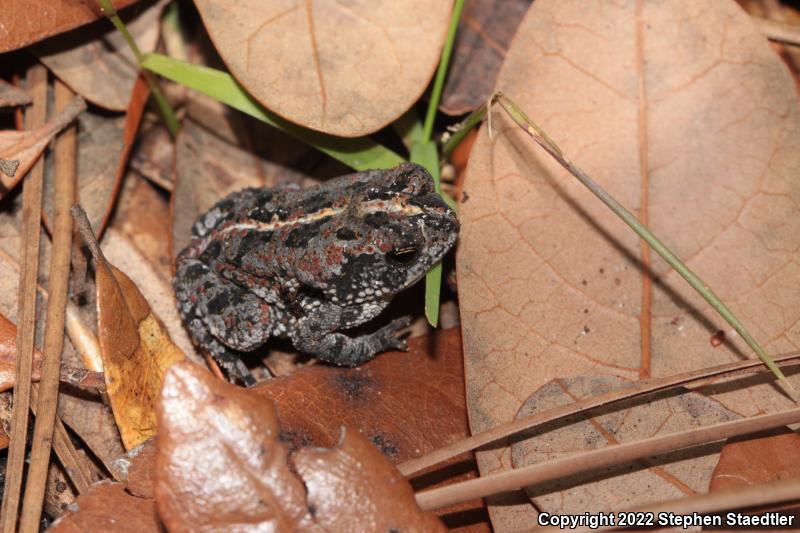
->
174, 163, 459, 384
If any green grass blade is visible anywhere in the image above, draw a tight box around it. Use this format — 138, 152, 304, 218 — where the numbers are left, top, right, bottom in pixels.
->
411, 140, 446, 327
412, 0, 465, 326
393, 108, 426, 149
422, 0, 466, 143
141, 53, 404, 171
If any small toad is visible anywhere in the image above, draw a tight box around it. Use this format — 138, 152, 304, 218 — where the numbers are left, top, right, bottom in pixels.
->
174, 163, 459, 384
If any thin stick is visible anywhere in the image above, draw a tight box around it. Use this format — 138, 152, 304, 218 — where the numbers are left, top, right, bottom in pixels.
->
399, 351, 800, 476
29, 384, 93, 494
19, 82, 79, 531
415, 407, 800, 511
0, 63, 48, 533
532, 476, 800, 532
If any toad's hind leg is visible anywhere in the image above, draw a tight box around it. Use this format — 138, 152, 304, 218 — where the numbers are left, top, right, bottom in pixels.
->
174, 258, 272, 385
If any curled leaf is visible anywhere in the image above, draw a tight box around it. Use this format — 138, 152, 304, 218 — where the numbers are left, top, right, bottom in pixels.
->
155, 362, 445, 532
74, 206, 186, 450
155, 362, 315, 532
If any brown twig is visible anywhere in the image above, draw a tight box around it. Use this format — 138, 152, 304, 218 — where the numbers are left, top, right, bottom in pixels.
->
0, 63, 48, 533
29, 385, 93, 494
399, 351, 800, 476
19, 81, 80, 531
415, 407, 800, 511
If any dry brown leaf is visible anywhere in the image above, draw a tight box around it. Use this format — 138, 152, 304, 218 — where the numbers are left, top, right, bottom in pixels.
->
258, 329, 489, 530
0, 313, 42, 393
293, 428, 446, 533
128, 119, 175, 190
257, 329, 467, 458
155, 361, 317, 532
112, 438, 158, 498
711, 427, 800, 490
440, 0, 530, 115
155, 361, 445, 532
0, 96, 85, 198
56, 392, 127, 475
194, 0, 452, 137
48, 481, 160, 533
171, 118, 314, 256
0, 78, 31, 107
0, 0, 140, 53
707, 428, 800, 530
44, 77, 149, 237
458, 1, 800, 529
33, 0, 166, 111
111, 171, 175, 280
101, 228, 201, 365
93, 238, 186, 449
511, 376, 738, 513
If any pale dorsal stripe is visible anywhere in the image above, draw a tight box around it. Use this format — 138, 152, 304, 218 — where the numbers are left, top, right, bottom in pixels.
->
219, 197, 424, 236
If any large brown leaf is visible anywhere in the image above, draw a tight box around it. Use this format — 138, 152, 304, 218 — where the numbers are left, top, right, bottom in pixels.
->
511, 376, 738, 512
155, 362, 315, 532
458, 0, 800, 529
258, 329, 488, 531
33, 0, 165, 111
194, 0, 452, 137
0, 0, 140, 53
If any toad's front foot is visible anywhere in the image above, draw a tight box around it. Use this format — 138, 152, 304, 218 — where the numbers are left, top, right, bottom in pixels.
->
292, 315, 412, 367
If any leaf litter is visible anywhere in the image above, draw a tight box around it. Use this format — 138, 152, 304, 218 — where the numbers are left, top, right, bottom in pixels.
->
0, 0, 793, 531
457, 0, 800, 527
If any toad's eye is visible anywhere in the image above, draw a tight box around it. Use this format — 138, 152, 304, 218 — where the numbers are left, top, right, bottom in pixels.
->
387, 246, 419, 266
